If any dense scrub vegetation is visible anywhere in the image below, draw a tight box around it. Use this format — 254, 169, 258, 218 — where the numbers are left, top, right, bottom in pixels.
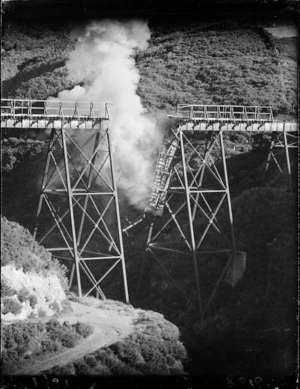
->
1, 216, 71, 324
1, 319, 93, 374
2, 21, 297, 117
1, 23, 75, 99
1, 217, 68, 288
2, 137, 46, 172
136, 23, 297, 116
44, 308, 187, 376
1, 136, 48, 228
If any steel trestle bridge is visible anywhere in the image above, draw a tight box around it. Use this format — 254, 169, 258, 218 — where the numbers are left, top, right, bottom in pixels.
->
1, 100, 298, 323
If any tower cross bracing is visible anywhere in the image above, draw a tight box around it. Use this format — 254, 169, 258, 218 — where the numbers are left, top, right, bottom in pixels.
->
137, 104, 298, 324
1, 99, 129, 302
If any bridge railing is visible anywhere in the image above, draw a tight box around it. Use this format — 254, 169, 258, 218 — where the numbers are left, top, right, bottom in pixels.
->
1, 99, 109, 119
175, 104, 274, 122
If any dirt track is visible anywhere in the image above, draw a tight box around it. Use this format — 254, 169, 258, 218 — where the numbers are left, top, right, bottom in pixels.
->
19, 301, 136, 375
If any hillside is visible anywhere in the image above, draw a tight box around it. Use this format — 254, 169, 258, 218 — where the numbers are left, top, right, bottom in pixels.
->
1, 11, 298, 385
136, 23, 297, 116
1, 20, 297, 117
1, 217, 188, 376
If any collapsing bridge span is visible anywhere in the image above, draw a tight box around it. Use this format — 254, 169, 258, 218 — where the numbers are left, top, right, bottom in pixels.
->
136, 104, 297, 324
1, 100, 298, 322
142, 104, 297, 218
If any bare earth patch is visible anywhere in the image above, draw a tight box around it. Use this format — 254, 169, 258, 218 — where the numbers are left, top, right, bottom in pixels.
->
19, 301, 136, 375
263, 25, 297, 38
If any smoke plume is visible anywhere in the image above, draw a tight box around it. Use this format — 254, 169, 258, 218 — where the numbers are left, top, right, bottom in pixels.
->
57, 20, 162, 209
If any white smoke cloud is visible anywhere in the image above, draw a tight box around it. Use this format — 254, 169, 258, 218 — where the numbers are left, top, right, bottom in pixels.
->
57, 20, 162, 209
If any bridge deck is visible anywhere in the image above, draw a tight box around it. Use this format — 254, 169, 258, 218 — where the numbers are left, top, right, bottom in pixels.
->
1, 99, 109, 129
1, 100, 298, 131
168, 104, 297, 131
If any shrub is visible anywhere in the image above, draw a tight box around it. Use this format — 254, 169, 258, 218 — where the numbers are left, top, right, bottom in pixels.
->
29, 294, 38, 308
84, 355, 97, 367
93, 349, 116, 369
46, 318, 60, 329
61, 299, 73, 314
49, 301, 60, 314
50, 362, 76, 375
41, 338, 55, 352
17, 287, 31, 303
13, 331, 24, 344
61, 333, 77, 348
2, 326, 16, 348
25, 322, 39, 336
38, 308, 46, 318
1, 277, 17, 297
121, 342, 145, 366
73, 322, 93, 338
37, 321, 46, 332
28, 312, 37, 319
2, 297, 23, 315
1, 350, 19, 374
74, 361, 90, 374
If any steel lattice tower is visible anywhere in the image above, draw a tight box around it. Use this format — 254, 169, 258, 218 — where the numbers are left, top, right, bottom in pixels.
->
136, 104, 297, 324
1, 99, 129, 302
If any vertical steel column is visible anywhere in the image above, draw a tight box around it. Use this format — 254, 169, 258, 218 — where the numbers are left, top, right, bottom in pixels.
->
261, 134, 276, 186
137, 218, 155, 293
33, 128, 56, 240
61, 124, 82, 298
76, 123, 102, 246
107, 127, 129, 304
179, 128, 203, 322
192, 132, 213, 220
283, 125, 293, 192
219, 129, 236, 254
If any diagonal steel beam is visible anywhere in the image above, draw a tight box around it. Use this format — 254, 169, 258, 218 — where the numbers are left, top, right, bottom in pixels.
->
65, 129, 113, 191
72, 195, 119, 254
82, 258, 121, 298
